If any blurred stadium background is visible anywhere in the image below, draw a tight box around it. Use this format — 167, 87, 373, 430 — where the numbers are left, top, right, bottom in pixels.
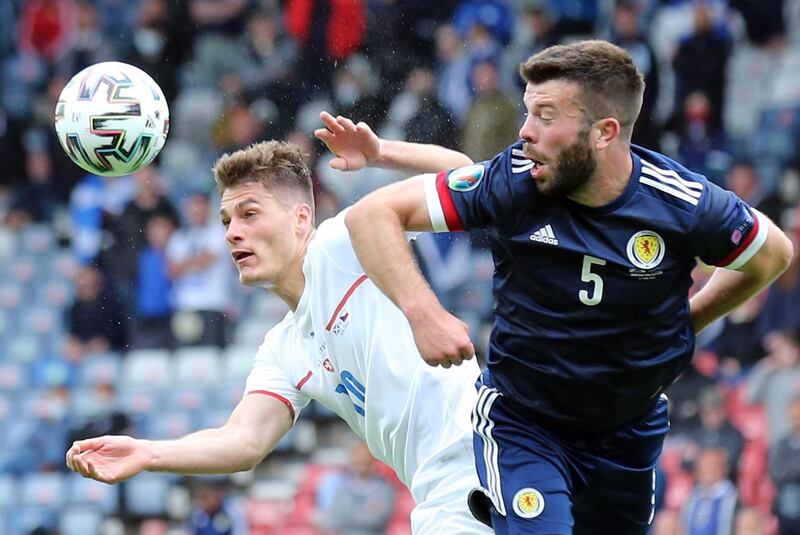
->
1, 0, 799, 534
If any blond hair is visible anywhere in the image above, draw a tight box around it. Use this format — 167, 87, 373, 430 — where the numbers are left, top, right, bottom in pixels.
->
213, 140, 314, 210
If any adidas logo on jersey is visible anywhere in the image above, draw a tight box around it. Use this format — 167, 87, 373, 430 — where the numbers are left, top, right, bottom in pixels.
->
530, 225, 559, 245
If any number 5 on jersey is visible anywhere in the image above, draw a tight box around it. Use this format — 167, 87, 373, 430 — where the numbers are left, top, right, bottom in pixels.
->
579, 255, 606, 306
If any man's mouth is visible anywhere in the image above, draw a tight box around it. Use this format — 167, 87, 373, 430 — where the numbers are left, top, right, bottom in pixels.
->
232, 251, 255, 263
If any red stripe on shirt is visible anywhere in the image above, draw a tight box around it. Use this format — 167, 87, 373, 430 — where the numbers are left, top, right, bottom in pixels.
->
247, 390, 295, 421
325, 275, 368, 331
435, 171, 464, 231
295, 370, 313, 390
717, 210, 760, 267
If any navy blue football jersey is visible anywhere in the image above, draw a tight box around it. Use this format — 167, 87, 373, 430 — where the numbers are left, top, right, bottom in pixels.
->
423, 141, 768, 432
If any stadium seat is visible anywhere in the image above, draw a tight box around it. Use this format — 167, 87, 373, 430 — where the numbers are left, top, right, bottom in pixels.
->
5, 334, 41, 363
0, 474, 16, 509
68, 472, 119, 514
7, 505, 57, 535
18, 225, 56, 255
123, 473, 172, 517
121, 349, 172, 387
224, 344, 255, 381
664, 471, 694, 510
145, 409, 196, 440
167, 384, 208, 412
732, 404, 769, 443
21, 472, 66, 508
78, 353, 122, 387
215, 381, 246, 411
29, 356, 75, 389
173, 346, 221, 385
0, 361, 27, 394
246, 498, 292, 532
58, 505, 104, 535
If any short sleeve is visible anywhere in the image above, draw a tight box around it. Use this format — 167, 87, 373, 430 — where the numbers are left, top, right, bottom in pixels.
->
692, 181, 769, 269
423, 144, 520, 233
243, 327, 311, 423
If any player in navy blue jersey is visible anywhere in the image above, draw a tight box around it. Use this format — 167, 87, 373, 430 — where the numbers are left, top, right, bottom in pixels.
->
317, 40, 793, 534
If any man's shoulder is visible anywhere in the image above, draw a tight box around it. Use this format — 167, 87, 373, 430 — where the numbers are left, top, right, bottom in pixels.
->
632, 145, 711, 214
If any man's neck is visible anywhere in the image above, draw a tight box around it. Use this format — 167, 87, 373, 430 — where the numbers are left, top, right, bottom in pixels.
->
271, 229, 316, 311
567, 144, 633, 208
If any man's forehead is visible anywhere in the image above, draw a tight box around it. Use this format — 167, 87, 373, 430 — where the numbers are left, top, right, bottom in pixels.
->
220, 183, 270, 209
524, 80, 581, 103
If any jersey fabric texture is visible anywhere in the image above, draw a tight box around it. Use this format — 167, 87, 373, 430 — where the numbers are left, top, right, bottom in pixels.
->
243, 210, 491, 535
425, 141, 767, 433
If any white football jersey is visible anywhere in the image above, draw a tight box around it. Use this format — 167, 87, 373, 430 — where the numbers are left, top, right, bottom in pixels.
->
244, 210, 482, 504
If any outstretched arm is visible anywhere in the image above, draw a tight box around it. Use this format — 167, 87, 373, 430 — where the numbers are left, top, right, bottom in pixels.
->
315, 111, 472, 175
66, 393, 292, 483
345, 175, 475, 367
690, 214, 793, 333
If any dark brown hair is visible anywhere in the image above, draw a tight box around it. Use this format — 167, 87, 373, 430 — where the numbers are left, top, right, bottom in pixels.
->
520, 40, 644, 140
213, 140, 314, 210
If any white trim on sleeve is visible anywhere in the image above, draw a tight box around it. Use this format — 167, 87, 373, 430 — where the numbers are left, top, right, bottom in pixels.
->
423, 173, 449, 232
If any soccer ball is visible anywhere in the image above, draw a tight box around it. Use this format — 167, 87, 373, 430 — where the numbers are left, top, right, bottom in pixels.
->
54, 61, 169, 177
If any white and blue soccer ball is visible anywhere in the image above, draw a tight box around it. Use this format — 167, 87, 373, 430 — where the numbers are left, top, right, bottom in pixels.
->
54, 61, 169, 177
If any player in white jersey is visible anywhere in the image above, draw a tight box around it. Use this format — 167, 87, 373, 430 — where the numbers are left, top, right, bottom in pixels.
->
65, 140, 491, 535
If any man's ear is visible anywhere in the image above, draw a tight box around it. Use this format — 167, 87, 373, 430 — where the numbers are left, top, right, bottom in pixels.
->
594, 117, 621, 150
294, 202, 314, 233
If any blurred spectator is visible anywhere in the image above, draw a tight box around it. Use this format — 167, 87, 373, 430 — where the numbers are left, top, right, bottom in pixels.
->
18, 0, 76, 63
726, 160, 762, 207
329, 56, 387, 130
454, 0, 514, 48
759, 163, 800, 229
769, 397, 800, 535
102, 165, 179, 307
672, 3, 731, 135
434, 24, 473, 121
682, 447, 738, 535
757, 223, 800, 339
189, 479, 247, 535
666, 361, 718, 437
236, 9, 300, 139
125, 0, 189, 103
675, 91, 727, 180
688, 386, 744, 480
2, 386, 71, 474
317, 441, 395, 535
60, 0, 117, 76
286, 0, 366, 98
505, 2, 557, 92
211, 100, 266, 153
133, 214, 176, 349
461, 58, 519, 161
729, 0, 787, 49
7, 147, 57, 224
167, 192, 233, 348
705, 296, 765, 380
63, 264, 128, 360
734, 507, 767, 535
746, 329, 800, 444
549, 0, 599, 40
67, 382, 131, 446
653, 509, 684, 535
387, 66, 459, 149
611, 0, 661, 150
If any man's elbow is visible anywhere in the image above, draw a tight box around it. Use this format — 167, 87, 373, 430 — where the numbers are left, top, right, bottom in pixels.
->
772, 231, 795, 276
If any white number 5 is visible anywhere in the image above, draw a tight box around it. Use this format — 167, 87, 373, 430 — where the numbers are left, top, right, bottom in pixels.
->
579, 255, 606, 306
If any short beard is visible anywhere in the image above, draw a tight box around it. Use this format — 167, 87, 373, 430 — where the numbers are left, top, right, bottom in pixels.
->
536, 128, 597, 198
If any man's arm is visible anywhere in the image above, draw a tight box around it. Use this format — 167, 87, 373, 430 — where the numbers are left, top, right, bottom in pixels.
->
315, 111, 472, 175
690, 215, 793, 333
66, 394, 292, 483
345, 175, 475, 367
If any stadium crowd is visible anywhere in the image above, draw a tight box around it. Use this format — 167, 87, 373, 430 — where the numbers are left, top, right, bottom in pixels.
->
0, 0, 799, 534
